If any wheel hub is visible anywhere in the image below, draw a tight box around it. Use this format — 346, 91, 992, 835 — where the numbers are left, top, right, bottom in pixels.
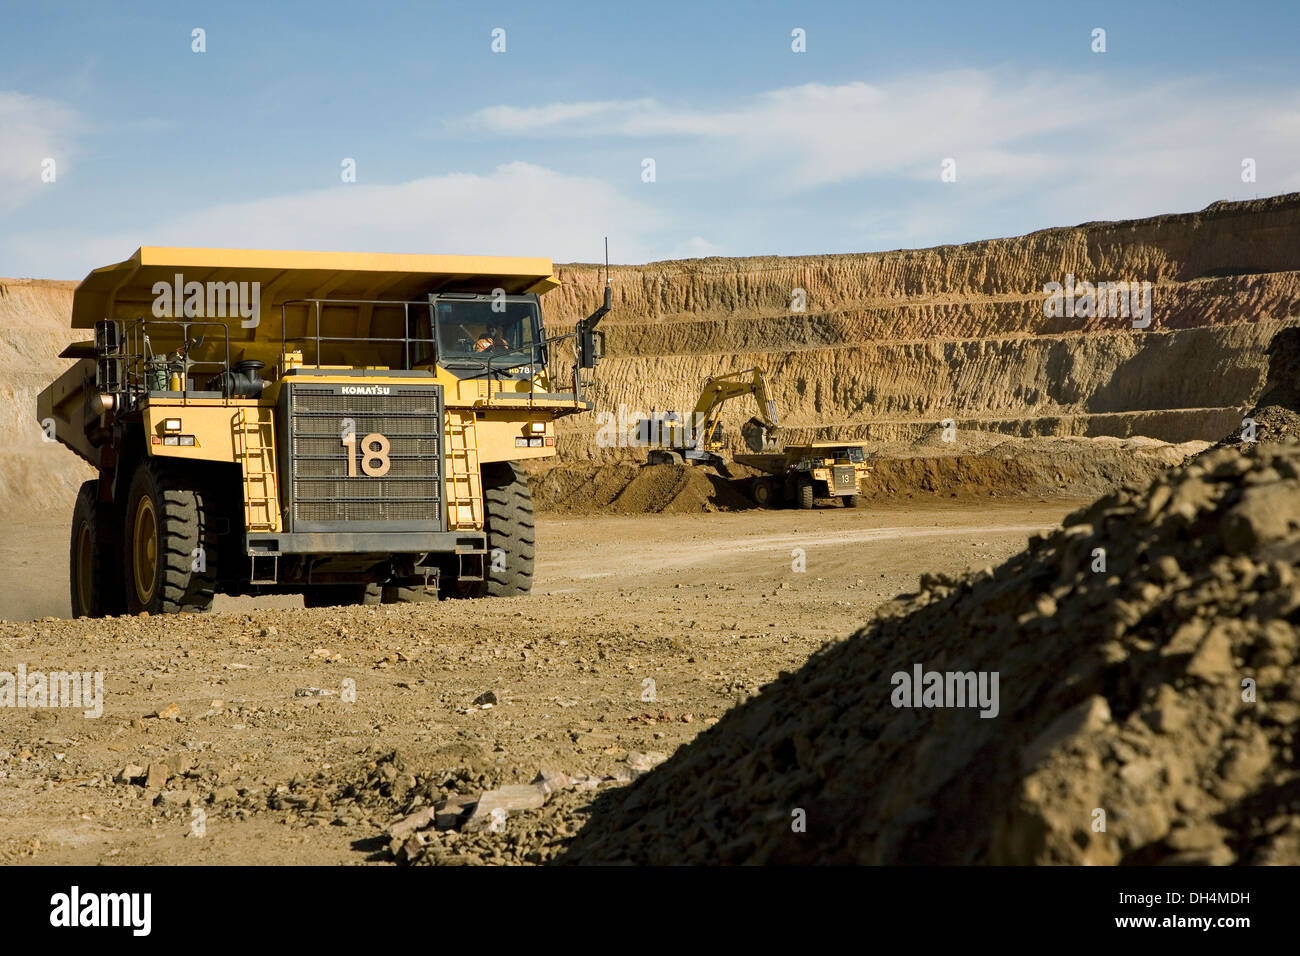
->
132, 496, 158, 605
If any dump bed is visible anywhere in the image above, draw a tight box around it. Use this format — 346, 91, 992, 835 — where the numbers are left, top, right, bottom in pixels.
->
733, 453, 789, 475
72, 246, 559, 330
39, 246, 563, 465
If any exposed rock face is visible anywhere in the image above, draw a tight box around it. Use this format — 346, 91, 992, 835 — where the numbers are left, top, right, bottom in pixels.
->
548, 194, 1300, 459
0, 279, 89, 514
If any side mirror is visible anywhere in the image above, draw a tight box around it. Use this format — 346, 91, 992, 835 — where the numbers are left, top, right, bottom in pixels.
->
579, 326, 604, 369
578, 280, 612, 369
96, 357, 124, 392
94, 320, 121, 355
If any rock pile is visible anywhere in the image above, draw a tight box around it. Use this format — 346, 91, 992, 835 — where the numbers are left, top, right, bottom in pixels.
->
249, 748, 670, 865
559, 442, 1300, 864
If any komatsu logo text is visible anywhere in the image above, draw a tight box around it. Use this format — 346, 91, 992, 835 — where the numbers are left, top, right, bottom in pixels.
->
342, 386, 391, 395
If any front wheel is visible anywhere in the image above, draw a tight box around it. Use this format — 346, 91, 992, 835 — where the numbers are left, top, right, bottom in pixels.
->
123, 460, 219, 614
843, 494, 860, 508
797, 480, 814, 510
482, 462, 535, 597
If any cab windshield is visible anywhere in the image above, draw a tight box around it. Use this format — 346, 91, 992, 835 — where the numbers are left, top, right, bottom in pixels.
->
432, 298, 541, 370
829, 447, 866, 463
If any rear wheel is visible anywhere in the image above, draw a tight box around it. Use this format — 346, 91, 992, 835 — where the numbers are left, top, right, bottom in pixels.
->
303, 583, 381, 607
797, 479, 814, 510
381, 584, 436, 604
69, 480, 126, 618
123, 460, 220, 614
751, 476, 776, 509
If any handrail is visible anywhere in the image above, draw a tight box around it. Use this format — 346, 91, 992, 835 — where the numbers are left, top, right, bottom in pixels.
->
279, 297, 436, 370
117, 318, 233, 406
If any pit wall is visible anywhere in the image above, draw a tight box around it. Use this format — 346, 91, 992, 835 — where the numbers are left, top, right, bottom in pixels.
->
0, 280, 92, 516
544, 194, 1300, 459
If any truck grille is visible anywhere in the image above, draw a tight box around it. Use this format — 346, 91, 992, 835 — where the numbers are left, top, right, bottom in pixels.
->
833, 464, 857, 493
282, 382, 445, 532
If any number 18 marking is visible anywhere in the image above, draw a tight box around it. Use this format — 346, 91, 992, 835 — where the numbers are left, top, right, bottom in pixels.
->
342, 432, 392, 477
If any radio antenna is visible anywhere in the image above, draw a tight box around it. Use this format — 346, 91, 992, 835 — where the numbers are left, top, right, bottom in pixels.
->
583, 237, 613, 332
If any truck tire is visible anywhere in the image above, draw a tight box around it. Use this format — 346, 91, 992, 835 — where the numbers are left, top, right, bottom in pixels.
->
751, 476, 776, 509
442, 462, 535, 599
482, 461, 535, 597
70, 480, 126, 618
122, 460, 219, 615
843, 494, 860, 508
797, 479, 814, 510
304, 583, 381, 607
381, 584, 436, 604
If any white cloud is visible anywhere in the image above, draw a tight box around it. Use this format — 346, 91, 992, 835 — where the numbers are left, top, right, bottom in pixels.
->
5, 162, 666, 279
7, 71, 1300, 278
669, 236, 723, 259
0, 91, 82, 215
466, 72, 1300, 206
467, 99, 657, 134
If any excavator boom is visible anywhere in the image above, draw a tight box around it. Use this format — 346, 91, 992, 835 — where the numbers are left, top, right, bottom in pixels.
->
638, 368, 780, 465
691, 368, 779, 450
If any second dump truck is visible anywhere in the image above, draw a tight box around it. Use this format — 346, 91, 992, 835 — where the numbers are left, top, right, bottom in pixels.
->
38, 247, 610, 616
736, 442, 872, 509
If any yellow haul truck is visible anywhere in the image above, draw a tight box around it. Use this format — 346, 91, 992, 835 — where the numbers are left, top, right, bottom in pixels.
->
38, 247, 611, 617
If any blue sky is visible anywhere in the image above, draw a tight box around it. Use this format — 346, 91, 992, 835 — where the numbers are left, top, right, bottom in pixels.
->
2, 0, 1298, 278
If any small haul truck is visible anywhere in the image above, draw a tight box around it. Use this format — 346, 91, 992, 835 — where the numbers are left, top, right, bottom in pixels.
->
37, 247, 610, 616
735, 442, 872, 509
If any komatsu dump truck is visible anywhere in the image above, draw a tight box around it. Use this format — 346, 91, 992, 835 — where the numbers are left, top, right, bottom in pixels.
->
37, 247, 610, 617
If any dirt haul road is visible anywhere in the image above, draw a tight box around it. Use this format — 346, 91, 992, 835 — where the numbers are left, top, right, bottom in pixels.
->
0, 499, 1075, 865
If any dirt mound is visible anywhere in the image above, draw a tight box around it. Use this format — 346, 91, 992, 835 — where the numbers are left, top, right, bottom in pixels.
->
528, 437, 1208, 513
529, 463, 754, 514
559, 442, 1300, 865
865, 437, 1205, 500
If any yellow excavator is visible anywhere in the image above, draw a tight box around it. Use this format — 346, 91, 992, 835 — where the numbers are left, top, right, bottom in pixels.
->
638, 368, 780, 468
